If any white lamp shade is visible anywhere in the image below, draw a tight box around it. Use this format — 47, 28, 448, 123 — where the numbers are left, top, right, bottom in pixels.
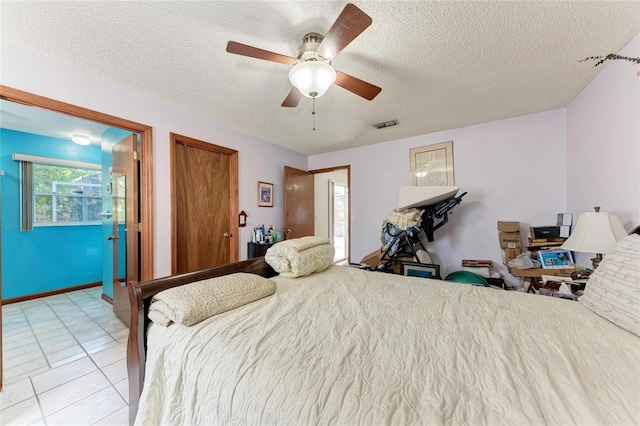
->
288, 61, 336, 98
561, 212, 627, 254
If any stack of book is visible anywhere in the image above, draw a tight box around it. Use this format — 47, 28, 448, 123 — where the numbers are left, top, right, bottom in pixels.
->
527, 237, 567, 258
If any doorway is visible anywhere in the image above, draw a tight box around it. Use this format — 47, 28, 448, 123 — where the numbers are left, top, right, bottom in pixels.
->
0, 86, 154, 282
284, 165, 351, 263
0, 85, 155, 386
329, 180, 349, 263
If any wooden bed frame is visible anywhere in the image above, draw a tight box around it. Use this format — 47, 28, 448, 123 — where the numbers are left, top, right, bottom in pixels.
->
126, 257, 276, 424
126, 226, 640, 424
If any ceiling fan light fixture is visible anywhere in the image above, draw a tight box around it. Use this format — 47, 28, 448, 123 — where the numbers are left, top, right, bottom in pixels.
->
288, 61, 336, 98
71, 134, 91, 145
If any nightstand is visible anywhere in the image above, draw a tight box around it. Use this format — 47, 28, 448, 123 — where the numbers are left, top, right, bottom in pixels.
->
247, 242, 274, 259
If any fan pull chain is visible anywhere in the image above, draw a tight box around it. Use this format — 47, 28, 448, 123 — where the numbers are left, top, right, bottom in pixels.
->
312, 97, 316, 131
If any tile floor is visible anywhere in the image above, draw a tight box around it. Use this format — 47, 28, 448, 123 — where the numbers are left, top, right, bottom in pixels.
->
1, 287, 129, 425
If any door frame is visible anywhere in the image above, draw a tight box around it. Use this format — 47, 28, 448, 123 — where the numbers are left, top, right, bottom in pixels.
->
311, 165, 351, 262
0, 85, 155, 281
170, 133, 239, 274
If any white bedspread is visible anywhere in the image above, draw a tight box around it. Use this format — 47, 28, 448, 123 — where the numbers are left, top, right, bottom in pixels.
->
136, 266, 640, 425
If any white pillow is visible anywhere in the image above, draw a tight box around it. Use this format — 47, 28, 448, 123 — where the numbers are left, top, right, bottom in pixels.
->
265, 237, 335, 278
580, 234, 640, 336
149, 273, 276, 326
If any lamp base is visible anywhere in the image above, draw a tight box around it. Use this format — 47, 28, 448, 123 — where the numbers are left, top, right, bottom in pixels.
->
591, 253, 603, 270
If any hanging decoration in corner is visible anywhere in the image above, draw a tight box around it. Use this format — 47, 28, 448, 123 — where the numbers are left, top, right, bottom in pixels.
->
239, 210, 248, 227
579, 54, 640, 76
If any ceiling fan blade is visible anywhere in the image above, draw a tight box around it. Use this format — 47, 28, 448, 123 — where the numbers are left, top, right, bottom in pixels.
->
281, 87, 302, 107
316, 3, 372, 60
226, 41, 296, 65
335, 71, 381, 101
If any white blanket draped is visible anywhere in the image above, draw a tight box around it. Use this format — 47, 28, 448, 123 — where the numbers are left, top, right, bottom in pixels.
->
136, 265, 640, 425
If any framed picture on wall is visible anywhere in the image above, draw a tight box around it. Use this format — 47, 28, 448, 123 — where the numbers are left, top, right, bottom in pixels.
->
258, 181, 274, 207
410, 141, 455, 186
401, 262, 442, 280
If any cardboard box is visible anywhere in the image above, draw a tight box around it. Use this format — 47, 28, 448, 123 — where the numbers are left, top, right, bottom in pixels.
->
497, 221, 520, 232
499, 231, 522, 249
360, 250, 383, 268
502, 248, 521, 265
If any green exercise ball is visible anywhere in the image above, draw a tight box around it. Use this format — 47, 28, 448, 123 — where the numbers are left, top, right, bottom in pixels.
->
444, 271, 490, 287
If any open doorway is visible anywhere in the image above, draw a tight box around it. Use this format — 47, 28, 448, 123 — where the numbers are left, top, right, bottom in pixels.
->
313, 167, 350, 264
0, 85, 154, 383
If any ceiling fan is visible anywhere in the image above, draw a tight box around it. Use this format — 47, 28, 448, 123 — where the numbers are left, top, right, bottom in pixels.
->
226, 3, 382, 108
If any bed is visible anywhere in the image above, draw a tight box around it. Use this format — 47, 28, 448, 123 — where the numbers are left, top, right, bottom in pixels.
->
127, 233, 640, 425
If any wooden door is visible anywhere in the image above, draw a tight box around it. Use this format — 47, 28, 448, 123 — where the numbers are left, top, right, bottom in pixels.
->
111, 134, 139, 326
172, 134, 238, 274
284, 166, 315, 239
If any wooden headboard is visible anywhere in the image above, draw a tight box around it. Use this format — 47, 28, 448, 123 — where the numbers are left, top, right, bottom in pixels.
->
126, 257, 276, 424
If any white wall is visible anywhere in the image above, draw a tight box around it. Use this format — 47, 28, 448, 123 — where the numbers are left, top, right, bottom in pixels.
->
566, 33, 640, 266
567, 33, 640, 225
0, 45, 308, 279
309, 109, 568, 285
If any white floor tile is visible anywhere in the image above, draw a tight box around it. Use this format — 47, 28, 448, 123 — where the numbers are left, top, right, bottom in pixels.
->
0, 378, 34, 410
3, 349, 46, 369
3, 334, 37, 351
110, 329, 130, 343
3, 326, 33, 339
90, 343, 126, 368
4, 356, 48, 379
74, 329, 111, 344
49, 352, 88, 369
93, 404, 129, 426
33, 327, 71, 342
4, 342, 42, 361
87, 341, 120, 355
113, 378, 129, 402
0, 396, 42, 425
38, 370, 110, 416
3, 288, 131, 421
81, 335, 117, 351
45, 345, 85, 366
40, 338, 79, 356
45, 386, 126, 426
101, 359, 128, 384
31, 356, 97, 394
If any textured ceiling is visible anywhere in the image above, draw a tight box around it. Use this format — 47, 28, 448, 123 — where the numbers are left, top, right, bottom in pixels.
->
1, 1, 639, 156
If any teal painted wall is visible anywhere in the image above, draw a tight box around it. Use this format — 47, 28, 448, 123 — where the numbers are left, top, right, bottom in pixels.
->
100, 128, 131, 299
1, 129, 103, 299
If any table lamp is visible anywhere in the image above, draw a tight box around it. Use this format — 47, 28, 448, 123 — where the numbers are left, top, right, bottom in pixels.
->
561, 206, 627, 270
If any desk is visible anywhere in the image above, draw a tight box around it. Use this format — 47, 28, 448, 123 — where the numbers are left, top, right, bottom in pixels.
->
509, 267, 575, 293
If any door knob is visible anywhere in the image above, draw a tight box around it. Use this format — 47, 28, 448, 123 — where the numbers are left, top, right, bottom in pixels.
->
107, 235, 119, 241
224, 232, 232, 238
285, 229, 292, 234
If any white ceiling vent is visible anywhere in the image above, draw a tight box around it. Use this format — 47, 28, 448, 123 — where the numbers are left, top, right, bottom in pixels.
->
373, 119, 399, 129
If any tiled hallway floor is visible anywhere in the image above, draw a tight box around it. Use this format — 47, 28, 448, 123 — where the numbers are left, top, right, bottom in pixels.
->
1, 287, 129, 425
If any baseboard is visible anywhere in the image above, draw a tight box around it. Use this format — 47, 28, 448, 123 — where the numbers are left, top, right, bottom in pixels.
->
2, 281, 102, 304
101, 293, 113, 305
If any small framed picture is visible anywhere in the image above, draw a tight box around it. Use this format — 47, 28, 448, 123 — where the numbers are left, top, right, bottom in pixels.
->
401, 262, 441, 280
538, 250, 574, 269
258, 181, 273, 207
